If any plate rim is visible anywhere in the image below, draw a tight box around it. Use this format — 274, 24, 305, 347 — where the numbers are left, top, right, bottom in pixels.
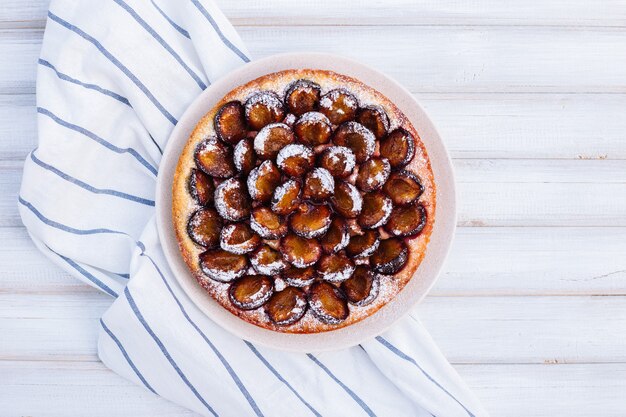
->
156, 52, 457, 352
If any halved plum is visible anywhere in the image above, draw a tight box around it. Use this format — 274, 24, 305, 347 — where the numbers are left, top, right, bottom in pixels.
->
357, 191, 393, 229
316, 252, 355, 283
340, 266, 380, 306
319, 89, 358, 125
385, 204, 427, 238
244, 91, 285, 131
194, 137, 235, 178
320, 217, 350, 254
188, 168, 214, 206
331, 122, 376, 163
371, 238, 408, 274
289, 203, 333, 238
346, 229, 380, 258
214, 178, 251, 221
233, 138, 256, 175
293, 112, 332, 146
276, 144, 315, 177
282, 265, 317, 288
254, 123, 295, 159
383, 170, 424, 205
355, 158, 391, 192
302, 167, 335, 201
356, 105, 390, 139
228, 275, 274, 310
220, 223, 261, 254
250, 244, 287, 275
331, 181, 363, 218
199, 249, 248, 282
280, 234, 322, 268
308, 281, 349, 324
214, 101, 247, 144
379, 128, 415, 169
187, 208, 222, 248
318, 146, 356, 178
250, 206, 288, 239
285, 79, 321, 116
247, 160, 281, 203
266, 286, 308, 325
271, 179, 301, 215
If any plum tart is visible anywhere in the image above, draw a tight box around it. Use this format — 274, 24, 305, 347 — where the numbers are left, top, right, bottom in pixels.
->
173, 69, 435, 333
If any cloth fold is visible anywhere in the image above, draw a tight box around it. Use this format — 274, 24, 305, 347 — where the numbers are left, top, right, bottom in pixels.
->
19, 1, 488, 416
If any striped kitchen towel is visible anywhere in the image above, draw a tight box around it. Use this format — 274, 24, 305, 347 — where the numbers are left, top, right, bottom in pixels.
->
19, 1, 488, 416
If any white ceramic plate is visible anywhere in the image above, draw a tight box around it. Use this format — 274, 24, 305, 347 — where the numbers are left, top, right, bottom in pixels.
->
156, 53, 456, 352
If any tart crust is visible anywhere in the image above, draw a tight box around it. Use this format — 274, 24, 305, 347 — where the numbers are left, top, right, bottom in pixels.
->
172, 69, 436, 333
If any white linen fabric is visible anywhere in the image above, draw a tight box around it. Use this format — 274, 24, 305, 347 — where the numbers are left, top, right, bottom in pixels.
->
19, 1, 488, 416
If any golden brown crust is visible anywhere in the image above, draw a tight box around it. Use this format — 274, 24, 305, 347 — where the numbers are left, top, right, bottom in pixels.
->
172, 69, 436, 333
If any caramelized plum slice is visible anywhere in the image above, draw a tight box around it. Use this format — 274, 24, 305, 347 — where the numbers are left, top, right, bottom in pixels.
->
244, 91, 285, 131
385, 204, 427, 238
289, 203, 333, 238
250, 244, 287, 275
187, 208, 222, 248
199, 249, 248, 282
271, 179, 301, 215
320, 217, 350, 254
293, 112, 332, 146
282, 266, 316, 288
308, 281, 349, 324
319, 146, 356, 178
281, 234, 322, 268
276, 144, 314, 177
250, 206, 287, 239
285, 79, 321, 116
346, 229, 380, 258
356, 105, 390, 139
194, 138, 235, 178
332, 181, 363, 219
316, 253, 355, 283
356, 158, 391, 192
229, 275, 274, 310
266, 286, 308, 325
214, 178, 250, 221
319, 89, 358, 125
220, 223, 261, 254
302, 167, 335, 201
371, 238, 408, 274
383, 170, 424, 205
341, 266, 380, 306
332, 122, 376, 163
188, 168, 214, 206
214, 101, 247, 144
247, 160, 281, 203
379, 128, 415, 168
357, 191, 393, 229
254, 123, 295, 159
233, 138, 256, 175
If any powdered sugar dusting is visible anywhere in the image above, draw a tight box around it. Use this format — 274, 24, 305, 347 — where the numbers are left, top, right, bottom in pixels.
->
345, 121, 376, 160
319, 89, 358, 115
214, 178, 246, 221
320, 263, 355, 283
296, 111, 330, 126
233, 139, 249, 172
246, 160, 273, 200
309, 167, 335, 195
371, 196, 393, 229
325, 146, 356, 173
244, 91, 283, 119
276, 144, 313, 168
254, 122, 290, 156
200, 262, 246, 283
345, 182, 362, 213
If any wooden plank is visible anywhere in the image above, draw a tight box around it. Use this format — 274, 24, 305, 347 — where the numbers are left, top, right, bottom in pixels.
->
2, 291, 625, 364
2, 0, 626, 28
3, 26, 626, 95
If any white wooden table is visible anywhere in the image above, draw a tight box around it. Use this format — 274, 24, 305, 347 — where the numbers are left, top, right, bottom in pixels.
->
2, 1, 626, 416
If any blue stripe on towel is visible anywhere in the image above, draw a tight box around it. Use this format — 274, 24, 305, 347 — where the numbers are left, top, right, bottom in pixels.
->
307, 354, 377, 417
190, 0, 250, 63
37, 107, 158, 176
52, 249, 118, 297
30, 152, 155, 206
100, 318, 157, 393
47, 11, 178, 125
112, 0, 207, 90
38, 59, 131, 106
375, 336, 476, 417
150, 0, 191, 39
139, 248, 264, 417
125, 287, 219, 417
